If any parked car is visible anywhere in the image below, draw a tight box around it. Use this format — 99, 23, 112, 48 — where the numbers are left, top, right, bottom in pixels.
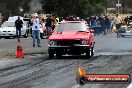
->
129, 22, 132, 27
48, 21, 95, 58
0, 21, 28, 38
122, 27, 132, 37
117, 24, 128, 38
8, 16, 23, 21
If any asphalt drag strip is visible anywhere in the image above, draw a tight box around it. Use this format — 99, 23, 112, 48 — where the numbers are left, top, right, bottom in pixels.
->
0, 53, 131, 88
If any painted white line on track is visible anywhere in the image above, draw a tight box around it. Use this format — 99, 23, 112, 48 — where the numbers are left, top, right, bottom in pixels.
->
72, 84, 80, 88
127, 83, 132, 88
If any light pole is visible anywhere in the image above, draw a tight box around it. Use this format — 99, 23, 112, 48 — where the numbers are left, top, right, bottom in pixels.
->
118, 0, 120, 13
116, 0, 121, 14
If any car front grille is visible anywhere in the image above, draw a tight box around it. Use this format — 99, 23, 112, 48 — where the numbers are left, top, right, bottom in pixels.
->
57, 40, 80, 46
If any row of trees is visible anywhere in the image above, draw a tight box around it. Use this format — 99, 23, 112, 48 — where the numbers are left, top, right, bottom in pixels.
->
0, 0, 31, 21
41, 0, 132, 18
41, 0, 106, 18
0, 0, 31, 14
0, 0, 132, 19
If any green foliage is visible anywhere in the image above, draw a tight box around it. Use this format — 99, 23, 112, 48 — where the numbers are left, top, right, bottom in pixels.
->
37, 10, 45, 14
41, 0, 106, 18
108, 9, 117, 14
94, 3, 105, 15
0, 0, 32, 22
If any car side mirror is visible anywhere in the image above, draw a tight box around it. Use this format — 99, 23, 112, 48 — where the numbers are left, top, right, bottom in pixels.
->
90, 29, 94, 33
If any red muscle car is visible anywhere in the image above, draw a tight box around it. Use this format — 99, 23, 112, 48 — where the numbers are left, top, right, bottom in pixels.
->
48, 21, 95, 58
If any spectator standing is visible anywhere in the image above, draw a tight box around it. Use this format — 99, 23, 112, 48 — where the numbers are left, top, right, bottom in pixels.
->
86, 17, 90, 26
105, 16, 111, 34
45, 15, 52, 37
67, 16, 74, 21
114, 13, 122, 37
41, 19, 46, 36
90, 16, 96, 27
114, 13, 122, 30
51, 16, 56, 31
99, 15, 106, 35
124, 16, 129, 25
31, 13, 41, 47
15, 16, 23, 38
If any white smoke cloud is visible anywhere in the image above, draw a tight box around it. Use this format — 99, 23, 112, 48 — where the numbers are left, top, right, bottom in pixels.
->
29, 0, 42, 13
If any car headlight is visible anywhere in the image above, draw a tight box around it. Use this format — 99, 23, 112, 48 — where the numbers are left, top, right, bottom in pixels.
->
49, 40, 57, 46
81, 40, 88, 45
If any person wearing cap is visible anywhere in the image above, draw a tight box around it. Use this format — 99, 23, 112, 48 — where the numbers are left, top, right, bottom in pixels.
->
115, 13, 122, 30
114, 13, 122, 37
31, 13, 41, 47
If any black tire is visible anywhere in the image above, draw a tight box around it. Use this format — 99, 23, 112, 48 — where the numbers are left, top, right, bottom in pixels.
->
5, 37, 10, 39
13, 36, 16, 39
23, 32, 28, 38
56, 52, 62, 58
48, 50, 54, 59
86, 48, 92, 59
91, 47, 94, 57
78, 77, 87, 85
43, 31, 46, 36
40, 33, 44, 39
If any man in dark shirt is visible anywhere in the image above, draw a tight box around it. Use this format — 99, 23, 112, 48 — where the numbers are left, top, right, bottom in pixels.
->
105, 16, 111, 34
15, 16, 23, 38
45, 15, 52, 36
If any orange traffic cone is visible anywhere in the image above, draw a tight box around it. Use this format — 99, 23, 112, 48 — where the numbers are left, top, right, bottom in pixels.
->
16, 43, 24, 58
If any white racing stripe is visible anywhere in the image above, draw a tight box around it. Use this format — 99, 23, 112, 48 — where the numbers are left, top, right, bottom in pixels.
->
72, 84, 80, 88
127, 83, 132, 88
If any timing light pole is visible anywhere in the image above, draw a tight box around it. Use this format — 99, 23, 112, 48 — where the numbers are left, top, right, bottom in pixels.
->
118, 0, 120, 13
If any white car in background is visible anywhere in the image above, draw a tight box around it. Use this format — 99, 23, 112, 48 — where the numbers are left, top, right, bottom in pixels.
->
0, 21, 28, 38
123, 27, 132, 37
129, 22, 132, 27
8, 16, 23, 21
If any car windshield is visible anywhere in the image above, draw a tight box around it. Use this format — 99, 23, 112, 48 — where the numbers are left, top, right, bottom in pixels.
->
1, 22, 15, 27
55, 22, 87, 32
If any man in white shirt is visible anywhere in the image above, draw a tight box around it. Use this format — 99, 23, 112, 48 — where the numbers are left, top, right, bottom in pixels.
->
32, 13, 41, 47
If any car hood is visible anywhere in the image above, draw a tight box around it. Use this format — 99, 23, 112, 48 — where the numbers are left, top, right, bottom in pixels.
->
0, 27, 16, 31
49, 31, 90, 40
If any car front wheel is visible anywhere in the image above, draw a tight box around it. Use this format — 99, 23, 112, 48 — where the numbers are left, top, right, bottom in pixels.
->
48, 50, 54, 59
40, 33, 44, 39
91, 47, 94, 56
23, 32, 28, 38
86, 47, 94, 59
56, 52, 62, 58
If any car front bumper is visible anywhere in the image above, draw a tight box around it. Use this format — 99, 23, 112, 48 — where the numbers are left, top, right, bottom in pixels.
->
48, 45, 90, 54
0, 33, 16, 37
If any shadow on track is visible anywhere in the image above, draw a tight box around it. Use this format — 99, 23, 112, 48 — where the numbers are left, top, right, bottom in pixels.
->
51, 55, 95, 60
